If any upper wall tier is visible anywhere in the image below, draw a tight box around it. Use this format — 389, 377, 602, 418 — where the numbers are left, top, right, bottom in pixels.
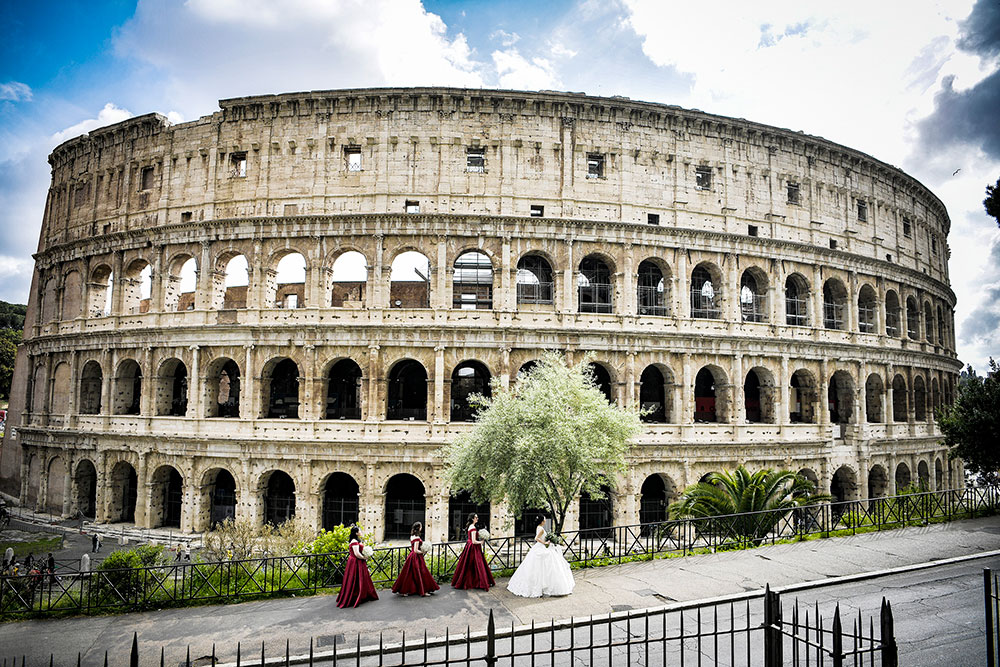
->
41, 88, 951, 283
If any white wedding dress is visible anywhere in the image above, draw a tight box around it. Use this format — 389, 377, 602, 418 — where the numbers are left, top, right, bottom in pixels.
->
507, 526, 575, 597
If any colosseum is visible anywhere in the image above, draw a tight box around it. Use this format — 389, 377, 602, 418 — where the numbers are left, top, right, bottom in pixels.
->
0, 87, 962, 543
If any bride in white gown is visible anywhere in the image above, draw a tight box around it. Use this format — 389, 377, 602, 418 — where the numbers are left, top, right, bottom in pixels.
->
507, 515, 575, 597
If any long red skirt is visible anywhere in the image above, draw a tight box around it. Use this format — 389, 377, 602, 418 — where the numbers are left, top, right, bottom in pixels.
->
451, 542, 495, 590
336, 554, 379, 608
392, 551, 440, 595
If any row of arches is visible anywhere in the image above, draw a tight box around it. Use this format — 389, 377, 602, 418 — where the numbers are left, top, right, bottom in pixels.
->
45, 353, 953, 426
37, 247, 954, 349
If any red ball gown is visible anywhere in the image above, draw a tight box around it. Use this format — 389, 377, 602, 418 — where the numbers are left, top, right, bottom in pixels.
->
336, 539, 379, 608
451, 526, 495, 590
392, 536, 440, 596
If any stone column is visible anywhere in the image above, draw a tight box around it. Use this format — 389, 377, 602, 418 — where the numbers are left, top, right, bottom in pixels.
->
140, 347, 153, 417
434, 239, 447, 309
848, 271, 859, 332
621, 245, 634, 315
135, 452, 148, 527
562, 239, 575, 314
675, 249, 688, 318
67, 350, 79, 427
500, 236, 513, 312
818, 358, 829, 425
96, 454, 110, 523
499, 346, 511, 390
732, 353, 744, 423
778, 355, 789, 424
625, 351, 636, 407
368, 234, 384, 310
681, 353, 693, 423
101, 348, 113, 415
813, 266, 824, 330
726, 253, 739, 322
433, 345, 446, 423
188, 345, 201, 419
366, 344, 380, 420
180, 461, 196, 533
300, 344, 316, 420
195, 241, 212, 310
111, 251, 124, 316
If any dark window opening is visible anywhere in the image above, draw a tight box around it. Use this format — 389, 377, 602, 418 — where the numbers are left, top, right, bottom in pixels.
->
637, 260, 667, 316
267, 359, 300, 419
829, 239, 838, 250
748, 225, 758, 237
387, 360, 427, 421
516, 255, 554, 304
857, 200, 868, 222
587, 362, 614, 404
451, 361, 491, 422
530, 205, 544, 217
209, 470, 236, 527
695, 166, 712, 190
405, 200, 420, 213
452, 251, 493, 310
466, 147, 486, 173
384, 474, 425, 540
579, 484, 613, 537
694, 368, 717, 422
740, 271, 767, 323
787, 182, 801, 204
903, 218, 912, 237
639, 366, 666, 423
647, 213, 660, 225
140, 167, 154, 191
578, 256, 613, 313
181, 211, 193, 222
587, 153, 605, 179
264, 471, 295, 526
326, 359, 362, 419
449, 491, 490, 542
690, 265, 719, 319
229, 152, 247, 178
785, 276, 808, 326
323, 473, 360, 531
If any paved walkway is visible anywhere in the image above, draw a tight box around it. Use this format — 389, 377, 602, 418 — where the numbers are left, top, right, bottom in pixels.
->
2, 515, 999, 665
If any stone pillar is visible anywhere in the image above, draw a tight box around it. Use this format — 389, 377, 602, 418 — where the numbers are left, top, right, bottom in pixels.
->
110, 251, 124, 316
500, 236, 513, 312
300, 344, 316, 420
675, 249, 688, 318
180, 462, 197, 533
621, 245, 634, 315
681, 353, 693, 423
428, 491, 449, 544
433, 345, 446, 423
37, 453, 49, 513
499, 346, 511, 390
195, 241, 212, 310
563, 239, 575, 314
140, 347, 153, 416
848, 270, 859, 332
886, 362, 895, 425
726, 253, 739, 322
67, 350, 79, 422
732, 354, 744, 423
135, 453, 148, 528
96, 454, 110, 523
778, 355, 789, 424
434, 239, 447, 310
242, 344, 255, 419
819, 358, 830, 425
369, 234, 384, 310
188, 345, 201, 419
101, 348, 113, 415
625, 351, 636, 407
813, 266, 824, 330
366, 344, 380, 420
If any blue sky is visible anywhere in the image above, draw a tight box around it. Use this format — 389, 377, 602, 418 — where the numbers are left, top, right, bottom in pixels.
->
1, 0, 998, 370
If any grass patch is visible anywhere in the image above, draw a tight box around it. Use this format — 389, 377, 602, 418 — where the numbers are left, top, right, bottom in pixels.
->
0, 533, 63, 559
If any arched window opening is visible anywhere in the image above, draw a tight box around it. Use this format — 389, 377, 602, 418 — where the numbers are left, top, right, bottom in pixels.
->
868, 465, 888, 498
222, 254, 249, 309
263, 471, 295, 526
694, 368, 717, 422
150, 466, 183, 528
330, 251, 367, 307
895, 463, 911, 491
88, 266, 114, 318
639, 474, 676, 531
79, 361, 103, 415
936, 306, 946, 348
122, 260, 152, 315
322, 472, 360, 530
516, 255, 554, 305
274, 253, 306, 309
578, 256, 613, 314
114, 360, 142, 416
923, 302, 935, 344
823, 279, 847, 330
865, 374, 884, 423
580, 482, 614, 537
110, 461, 138, 523
858, 285, 877, 333
62, 270, 83, 320
387, 360, 428, 421
451, 361, 491, 422
164, 360, 188, 416
740, 270, 767, 323
74, 460, 98, 519
906, 297, 919, 340
164, 256, 198, 312
452, 251, 493, 310
831, 467, 857, 503
790, 371, 817, 424
913, 376, 927, 421
448, 490, 490, 542
639, 366, 667, 423
390, 251, 431, 308
514, 507, 551, 537
385, 474, 425, 540
785, 275, 809, 326
917, 461, 930, 490
587, 362, 614, 404
828, 371, 854, 425
744, 370, 763, 422
209, 469, 237, 527
517, 360, 540, 380
931, 378, 940, 421
935, 458, 944, 490
885, 291, 901, 337
637, 260, 667, 316
266, 359, 300, 419
326, 359, 362, 419
892, 375, 908, 422
207, 359, 240, 418
691, 265, 720, 319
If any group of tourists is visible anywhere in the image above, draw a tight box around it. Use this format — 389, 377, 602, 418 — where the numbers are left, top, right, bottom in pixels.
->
1, 551, 57, 586
335, 513, 575, 608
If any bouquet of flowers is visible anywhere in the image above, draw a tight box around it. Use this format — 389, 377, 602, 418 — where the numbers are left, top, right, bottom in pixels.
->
418, 540, 432, 554
545, 532, 564, 545
477, 528, 491, 542
361, 545, 374, 559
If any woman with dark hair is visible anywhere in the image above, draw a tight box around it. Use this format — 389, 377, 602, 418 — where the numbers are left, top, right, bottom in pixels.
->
336, 525, 379, 608
392, 521, 440, 596
507, 514, 574, 598
451, 512, 495, 590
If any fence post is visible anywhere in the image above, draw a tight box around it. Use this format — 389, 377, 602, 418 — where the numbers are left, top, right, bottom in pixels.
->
129, 633, 138, 667
987, 568, 996, 667
485, 609, 497, 666
763, 585, 782, 667
880, 598, 898, 667
831, 605, 843, 667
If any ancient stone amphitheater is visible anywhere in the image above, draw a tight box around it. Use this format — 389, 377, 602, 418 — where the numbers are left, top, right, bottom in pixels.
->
0, 88, 962, 543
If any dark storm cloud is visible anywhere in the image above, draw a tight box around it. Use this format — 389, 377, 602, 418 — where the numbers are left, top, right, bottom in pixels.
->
959, 237, 1000, 346
913, 0, 1000, 161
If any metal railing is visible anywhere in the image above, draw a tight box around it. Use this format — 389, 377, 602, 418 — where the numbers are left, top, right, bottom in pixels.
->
1, 485, 995, 619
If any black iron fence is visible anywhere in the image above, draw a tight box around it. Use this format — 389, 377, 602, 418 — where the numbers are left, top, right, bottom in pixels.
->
986, 567, 1000, 667
17, 585, 897, 666
1, 485, 996, 619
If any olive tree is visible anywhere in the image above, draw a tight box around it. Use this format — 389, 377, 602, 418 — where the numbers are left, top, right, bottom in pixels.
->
444, 352, 642, 534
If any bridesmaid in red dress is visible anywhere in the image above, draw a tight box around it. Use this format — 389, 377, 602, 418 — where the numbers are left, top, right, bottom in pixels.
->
392, 522, 440, 597
451, 513, 495, 590
336, 526, 379, 608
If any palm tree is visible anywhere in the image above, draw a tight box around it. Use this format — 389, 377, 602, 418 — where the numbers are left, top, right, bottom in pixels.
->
669, 466, 830, 545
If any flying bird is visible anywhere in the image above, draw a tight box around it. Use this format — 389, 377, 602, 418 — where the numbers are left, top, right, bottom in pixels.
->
952, 168, 961, 176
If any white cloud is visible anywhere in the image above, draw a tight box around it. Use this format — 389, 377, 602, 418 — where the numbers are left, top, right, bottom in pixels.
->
0, 256, 32, 280
49, 103, 133, 147
493, 49, 558, 90
492, 30, 520, 47
0, 81, 32, 102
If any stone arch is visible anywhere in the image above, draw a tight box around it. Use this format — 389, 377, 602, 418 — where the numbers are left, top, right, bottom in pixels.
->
88, 263, 113, 317
516, 252, 555, 306
330, 250, 368, 307
113, 359, 142, 415
451, 360, 492, 422
74, 459, 98, 518
45, 457, 68, 515
79, 360, 103, 414
62, 269, 83, 320
906, 296, 919, 339
389, 250, 431, 308
895, 462, 912, 490
452, 250, 494, 310
517, 360, 540, 379
931, 378, 940, 421
586, 361, 615, 404
917, 460, 930, 490
384, 473, 426, 540
639, 473, 678, 525
324, 358, 363, 419
790, 369, 818, 423
830, 466, 857, 502
858, 284, 878, 333
690, 262, 723, 319
30, 364, 47, 417
785, 273, 810, 325
121, 258, 152, 315
154, 357, 188, 416
639, 364, 674, 423
149, 464, 183, 528
580, 478, 615, 536
923, 301, 935, 344
263, 357, 300, 419
936, 305, 946, 348
913, 375, 927, 421
164, 254, 198, 312
822, 278, 848, 330
578, 254, 614, 314
868, 464, 889, 498
387, 358, 428, 421
637, 258, 670, 316
448, 489, 491, 541
695, 365, 728, 422
25, 453, 41, 508
739, 266, 768, 323
321, 472, 360, 530
885, 290, 902, 337
827, 369, 855, 425
215, 251, 250, 309
935, 458, 944, 489
865, 373, 884, 423
109, 460, 139, 523
261, 469, 296, 526
744, 366, 777, 424
892, 374, 908, 422
269, 251, 307, 309
204, 357, 241, 418
41, 276, 60, 323
200, 467, 238, 530
50, 362, 71, 415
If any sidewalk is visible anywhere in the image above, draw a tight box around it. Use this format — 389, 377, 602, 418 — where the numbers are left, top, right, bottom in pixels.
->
3, 514, 999, 664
